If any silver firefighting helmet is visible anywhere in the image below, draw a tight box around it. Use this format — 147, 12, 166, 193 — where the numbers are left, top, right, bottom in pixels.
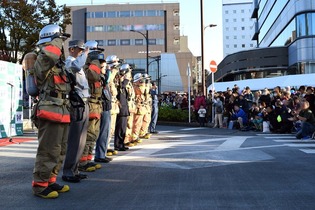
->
106, 55, 120, 68
37, 24, 70, 45
119, 63, 131, 75
85, 40, 104, 52
133, 73, 143, 83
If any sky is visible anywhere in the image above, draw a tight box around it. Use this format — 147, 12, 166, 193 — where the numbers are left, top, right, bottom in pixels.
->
55, 0, 224, 67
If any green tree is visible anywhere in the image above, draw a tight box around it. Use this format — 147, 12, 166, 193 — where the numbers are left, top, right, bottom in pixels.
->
0, 0, 71, 63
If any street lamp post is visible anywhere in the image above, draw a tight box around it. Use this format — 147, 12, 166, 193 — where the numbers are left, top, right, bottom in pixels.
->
200, 0, 217, 98
130, 29, 149, 74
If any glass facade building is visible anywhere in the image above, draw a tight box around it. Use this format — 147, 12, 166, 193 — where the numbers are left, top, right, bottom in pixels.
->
216, 0, 315, 82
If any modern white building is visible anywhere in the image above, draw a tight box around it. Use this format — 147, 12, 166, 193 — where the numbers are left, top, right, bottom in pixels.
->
222, 0, 257, 58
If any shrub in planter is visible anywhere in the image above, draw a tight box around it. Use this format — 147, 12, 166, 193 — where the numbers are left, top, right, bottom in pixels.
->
158, 105, 190, 122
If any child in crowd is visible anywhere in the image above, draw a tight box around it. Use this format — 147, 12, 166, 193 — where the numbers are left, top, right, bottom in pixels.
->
198, 105, 207, 127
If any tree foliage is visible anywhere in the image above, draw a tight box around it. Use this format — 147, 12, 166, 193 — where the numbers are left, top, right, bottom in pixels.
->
0, 0, 71, 63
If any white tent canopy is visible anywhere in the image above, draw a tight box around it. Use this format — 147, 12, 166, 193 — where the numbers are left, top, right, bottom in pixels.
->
208, 73, 315, 92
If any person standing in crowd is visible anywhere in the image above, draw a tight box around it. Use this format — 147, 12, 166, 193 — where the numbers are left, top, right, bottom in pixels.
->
243, 86, 254, 109
114, 65, 130, 151
30, 24, 71, 198
193, 91, 206, 123
62, 40, 90, 183
94, 57, 113, 163
197, 105, 207, 127
213, 96, 224, 128
304, 86, 315, 114
149, 82, 159, 134
78, 41, 104, 172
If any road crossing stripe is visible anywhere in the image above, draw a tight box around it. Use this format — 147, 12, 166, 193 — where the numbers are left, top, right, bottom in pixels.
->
299, 149, 315, 154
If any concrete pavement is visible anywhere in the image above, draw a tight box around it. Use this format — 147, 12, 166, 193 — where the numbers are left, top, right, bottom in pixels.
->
0, 125, 315, 209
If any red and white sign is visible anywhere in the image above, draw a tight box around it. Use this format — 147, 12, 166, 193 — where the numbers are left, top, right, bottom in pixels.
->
209, 60, 217, 73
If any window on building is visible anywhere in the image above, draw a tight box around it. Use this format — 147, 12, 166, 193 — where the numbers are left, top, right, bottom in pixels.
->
120, 39, 130, 45
96, 40, 104, 46
158, 10, 165, 16
94, 25, 103, 32
148, 39, 156, 45
241, 18, 245, 22
173, 10, 179, 16
147, 10, 156, 16
225, 10, 228, 14
226, 36, 229, 39
108, 40, 116, 46
174, 38, 180, 45
242, 35, 245, 39
107, 25, 117, 32
135, 10, 143, 17
107, 11, 116, 18
226, 44, 229, 48
226, 27, 229, 31
233, 18, 237, 22
241, 27, 245, 30
234, 36, 237, 39
95, 12, 104, 18
250, 44, 254, 47
234, 27, 237, 30
234, 44, 237, 48
233, 10, 236, 14
241, 9, 244, 13
86, 26, 92, 32
242, 44, 245, 48
120, 11, 131, 17
86, 12, 93, 18
173, 24, 180, 30
156, 39, 164, 45
135, 39, 143, 45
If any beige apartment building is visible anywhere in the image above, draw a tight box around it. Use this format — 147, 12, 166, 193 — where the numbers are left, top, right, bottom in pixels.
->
67, 2, 196, 93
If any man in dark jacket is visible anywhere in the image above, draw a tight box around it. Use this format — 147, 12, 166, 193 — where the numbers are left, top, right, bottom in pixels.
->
114, 68, 130, 151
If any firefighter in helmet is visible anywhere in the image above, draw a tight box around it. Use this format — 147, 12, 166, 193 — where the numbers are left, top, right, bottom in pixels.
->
31, 24, 71, 198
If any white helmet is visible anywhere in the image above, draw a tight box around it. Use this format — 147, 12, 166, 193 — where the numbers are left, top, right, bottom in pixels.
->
119, 64, 131, 75
106, 55, 119, 67
85, 40, 104, 52
37, 24, 70, 45
133, 73, 143, 82
143, 73, 151, 79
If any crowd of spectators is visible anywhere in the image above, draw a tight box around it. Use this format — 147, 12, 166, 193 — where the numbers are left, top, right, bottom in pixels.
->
160, 85, 315, 139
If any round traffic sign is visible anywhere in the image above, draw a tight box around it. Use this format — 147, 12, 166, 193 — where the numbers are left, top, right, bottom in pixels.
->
209, 60, 217, 73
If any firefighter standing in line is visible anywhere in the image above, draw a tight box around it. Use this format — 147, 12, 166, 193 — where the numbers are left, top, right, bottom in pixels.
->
114, 65, 130, 151
106, 55, 120, 156
139, 74, 153, 139
78, 41, 104, 172
123, 64, 136, 147
62, 40, 90, 183
94, 58, 113, 163
132, 73, 146, 143
30, 24, 71, 199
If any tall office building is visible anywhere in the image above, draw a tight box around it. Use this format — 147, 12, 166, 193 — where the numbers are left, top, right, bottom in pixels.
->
67, 3, 195, 92
222, 0, 257, 58
215, 0, 315, 88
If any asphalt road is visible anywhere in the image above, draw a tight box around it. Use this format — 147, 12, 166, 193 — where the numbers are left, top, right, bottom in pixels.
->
0, 125, 315, 210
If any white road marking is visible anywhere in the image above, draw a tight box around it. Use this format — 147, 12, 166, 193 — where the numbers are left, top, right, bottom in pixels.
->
215, 136, 247, 151
264, 136, 296, 139
300, 149, 315, 154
